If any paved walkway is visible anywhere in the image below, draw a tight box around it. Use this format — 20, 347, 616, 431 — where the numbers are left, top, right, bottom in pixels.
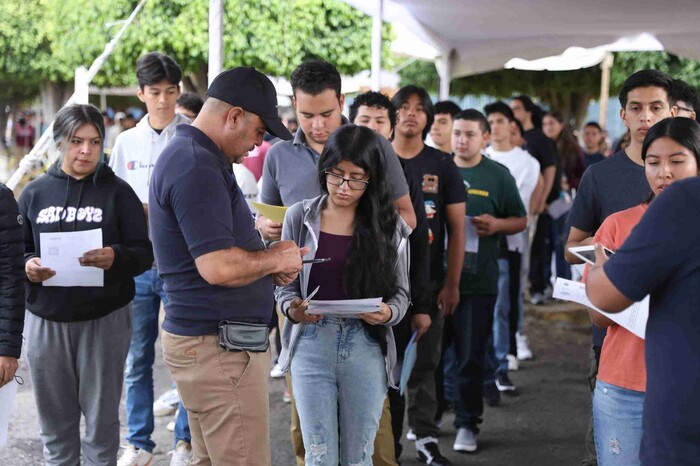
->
1, 305, 594, 465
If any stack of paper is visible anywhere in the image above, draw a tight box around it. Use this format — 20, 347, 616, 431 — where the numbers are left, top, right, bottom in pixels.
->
307, 297, 382, 317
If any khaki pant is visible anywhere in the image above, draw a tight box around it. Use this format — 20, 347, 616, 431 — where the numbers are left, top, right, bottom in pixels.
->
162, 330, 271, 466
280, 312, 397, 466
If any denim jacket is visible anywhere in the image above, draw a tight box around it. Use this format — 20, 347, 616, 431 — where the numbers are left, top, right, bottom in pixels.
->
275, 195, 411, 388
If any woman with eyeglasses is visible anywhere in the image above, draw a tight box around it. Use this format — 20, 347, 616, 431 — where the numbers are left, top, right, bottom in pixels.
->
275, 125, 410, 465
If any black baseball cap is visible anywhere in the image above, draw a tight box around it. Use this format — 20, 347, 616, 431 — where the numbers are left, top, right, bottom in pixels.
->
207, 67, 292, 140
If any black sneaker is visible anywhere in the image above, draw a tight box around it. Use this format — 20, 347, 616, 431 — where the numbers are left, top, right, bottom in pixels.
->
496, 372, 517, 394
415, 437, 453, 465
483, 382, 501, 406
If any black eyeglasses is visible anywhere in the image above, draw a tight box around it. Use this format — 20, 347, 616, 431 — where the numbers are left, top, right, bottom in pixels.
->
324, 171, 370, 190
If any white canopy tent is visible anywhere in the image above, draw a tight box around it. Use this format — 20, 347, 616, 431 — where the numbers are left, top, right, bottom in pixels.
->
345, 0, 700, 99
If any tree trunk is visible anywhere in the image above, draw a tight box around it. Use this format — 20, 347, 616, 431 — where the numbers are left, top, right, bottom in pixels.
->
185, 64, 209, 97
40, 81, 70, 125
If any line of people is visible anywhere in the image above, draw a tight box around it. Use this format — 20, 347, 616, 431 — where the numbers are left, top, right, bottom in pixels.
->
0, 52, 698, 466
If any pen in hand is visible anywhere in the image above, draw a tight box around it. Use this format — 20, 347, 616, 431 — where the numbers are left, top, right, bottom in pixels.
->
302, 258, 331, 264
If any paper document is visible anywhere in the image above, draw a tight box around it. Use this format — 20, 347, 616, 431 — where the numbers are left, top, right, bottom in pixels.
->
250, 202, 288, 223
553, 278, 649, 339
548, 197, 572, 220
399, 331, 419, 396
40, 228, 104, 287
464, 216, 479, 253
0, 379, 18, 447
307, 297, 382, 317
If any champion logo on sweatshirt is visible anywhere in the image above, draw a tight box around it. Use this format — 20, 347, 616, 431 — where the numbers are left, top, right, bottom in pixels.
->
36, 206, 103, 224
127, 160, 154, 170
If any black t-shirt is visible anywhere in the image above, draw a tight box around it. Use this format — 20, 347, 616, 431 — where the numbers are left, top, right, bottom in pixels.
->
567, 149, 651, 347
603, 177, 700, 465
523, 128, 560, 203
399, 145, 466, 284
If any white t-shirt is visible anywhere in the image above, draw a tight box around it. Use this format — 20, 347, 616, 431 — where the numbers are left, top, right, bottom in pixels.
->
232, 163, 258, 209
486, 146, 540, 252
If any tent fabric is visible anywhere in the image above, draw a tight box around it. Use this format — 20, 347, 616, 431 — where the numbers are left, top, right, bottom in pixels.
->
344, 0, 700, 78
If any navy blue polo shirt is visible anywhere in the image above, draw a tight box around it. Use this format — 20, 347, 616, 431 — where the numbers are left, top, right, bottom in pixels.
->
149, 125, 273, 336
603, 177, 700, 465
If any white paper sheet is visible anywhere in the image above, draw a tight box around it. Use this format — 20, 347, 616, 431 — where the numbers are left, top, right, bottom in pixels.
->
465, 216, 479, 253
553, 278, 649, 339
0, 379, 18, 447
40, 228, 104, 287
307, 297, 382, 317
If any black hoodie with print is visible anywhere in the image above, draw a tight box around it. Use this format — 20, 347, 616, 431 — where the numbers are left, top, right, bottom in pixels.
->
18, 161, 152, 322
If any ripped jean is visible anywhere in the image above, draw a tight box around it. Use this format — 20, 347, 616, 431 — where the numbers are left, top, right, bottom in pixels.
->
291, 317, 387, 466
593, 379, 644, 466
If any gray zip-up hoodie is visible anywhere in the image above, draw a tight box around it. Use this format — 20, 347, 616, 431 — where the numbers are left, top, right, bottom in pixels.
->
275, 195, 411, 388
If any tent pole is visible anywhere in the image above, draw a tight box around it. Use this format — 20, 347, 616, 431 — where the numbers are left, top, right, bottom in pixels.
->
436, 54, 451, 100
371, 0, 383, 91
208, 0, 224, 86
599, 52, 614, 129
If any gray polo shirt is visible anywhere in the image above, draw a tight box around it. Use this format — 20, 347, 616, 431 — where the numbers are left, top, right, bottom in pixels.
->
261, 124, 409, 206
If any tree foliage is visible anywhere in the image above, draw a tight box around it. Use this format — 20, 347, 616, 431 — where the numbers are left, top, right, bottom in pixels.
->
0, 0, 393, 100
399, 51, 700, 126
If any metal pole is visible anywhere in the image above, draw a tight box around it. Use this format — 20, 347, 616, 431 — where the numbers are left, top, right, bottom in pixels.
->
4, 0, 148, 189
208, 0, 224, 86
599, 52, 614, 128
436, 54, 451, 100
371, 0, 383, 91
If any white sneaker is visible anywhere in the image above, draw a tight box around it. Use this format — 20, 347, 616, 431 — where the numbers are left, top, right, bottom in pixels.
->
453, 427, 477, 452
507, 354, 519, 371
117, 445, 154, 466
269, 363, 285, 378
154, 388, 180, 417
169, 440, 193, 466
516, 333, 533, 360
405, 428, 417, 441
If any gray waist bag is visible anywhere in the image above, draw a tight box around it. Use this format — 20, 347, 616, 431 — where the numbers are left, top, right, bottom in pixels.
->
218, 321, 270, 352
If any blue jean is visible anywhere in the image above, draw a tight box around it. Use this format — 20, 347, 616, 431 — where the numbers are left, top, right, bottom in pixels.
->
552, 214, 571, 280
291, 317, 387, 466
125, 269, 166, 452
452, 295, 497, 432
593, 380, 644, 466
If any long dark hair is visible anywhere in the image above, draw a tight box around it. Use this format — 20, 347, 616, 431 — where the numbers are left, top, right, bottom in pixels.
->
641, 118, 700, 204
318, 125, 398, 301
513, 95, 543, 129
545, 111, 581, 179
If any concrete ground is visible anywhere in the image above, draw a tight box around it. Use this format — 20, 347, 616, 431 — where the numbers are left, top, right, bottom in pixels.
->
0, 302, 594, 465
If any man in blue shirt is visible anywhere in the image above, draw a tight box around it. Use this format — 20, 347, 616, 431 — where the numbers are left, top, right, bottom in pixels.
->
149, 67, 304, 465
587, 177, 700, 466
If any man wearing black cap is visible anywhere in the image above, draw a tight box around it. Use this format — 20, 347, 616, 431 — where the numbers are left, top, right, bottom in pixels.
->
149, 67, 305, 465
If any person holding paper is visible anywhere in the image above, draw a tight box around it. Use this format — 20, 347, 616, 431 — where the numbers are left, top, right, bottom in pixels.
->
586, 183, 700, 466
351, 90, 432, 462
0, 182, 25, 388
450, 109, 527, 453
17, 104, 153, 466
275, 125, 410, 466
584, 117, 700, 465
